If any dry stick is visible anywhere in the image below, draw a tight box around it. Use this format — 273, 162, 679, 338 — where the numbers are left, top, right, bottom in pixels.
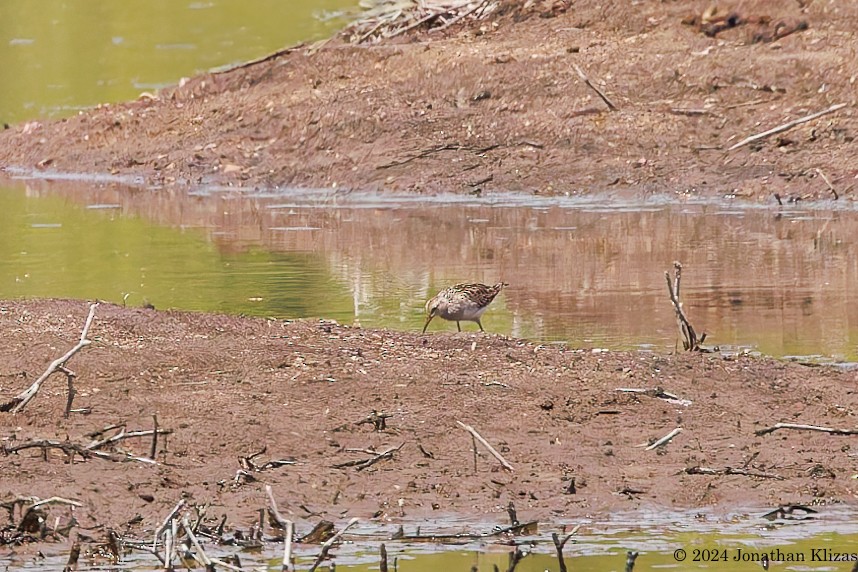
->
755, 422, 858, 437
333, 443, 405, 471
506, 547, 526, 572
456, 421, 514, 472
665, 263, 699, 351
5, 439, 158, 464
150, 415, 159, 460
551, 524, 581, 572
380, 543, 389, 572
573, 63, 617, 111
283, 521, 294, 572
86, 428, 172, 450
154, 499, 186, 553
645, 427, 682, 451
727, 102, 847, 151
265, 484, 290, 530
182, 515, 214, 571
6, 302, 98, 413
63, 539, 80, 572
307, 517, 360, 572
162, 529, 174, 572
815, 168, 840, 200
625, 551, 639, 572
615, 387, 692, 407
471, 433, 478, 473
61, 366, 77, 419
209, 557, 244, 572
685, 466, 784, 480
20, 497, 83, 529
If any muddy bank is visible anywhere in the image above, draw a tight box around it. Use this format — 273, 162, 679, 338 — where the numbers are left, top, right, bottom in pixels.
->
1, 299, 856, 551
0, 0, 856, 200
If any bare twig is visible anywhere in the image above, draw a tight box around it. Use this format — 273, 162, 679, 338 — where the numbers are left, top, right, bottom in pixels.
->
506, 547, 526, 572
755, 422, 858, 437
685, 466, 784, 480
162, 528, 174, 572
154, 499, 186, 553
391, 519, 537, 542
551, 524, 581, 572
19, 496, 83, 533
3, 303, 98, 413
665, 262, 703, 351
456, 421, 514, 472
85, 428, 172, 451
332, 443, 405, 471
615, 387, 692, 407
283, 520, 294, 572
625, 551, 639, 572
182, 515, 214, 570
150, 415, 159, 460
4, 438, 157, 464
727, 103, 847, 151
62, 366, 77, 419
308, 518, 359, 572
265, 484, 290, 530
645, 427, 682, 451
573, 64, 617, 111
209, 557, 244, 572
815, 168, 840, 200
63, 538, 81, 572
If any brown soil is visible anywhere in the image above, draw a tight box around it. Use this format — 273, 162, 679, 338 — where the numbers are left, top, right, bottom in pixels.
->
1, 299, 857, 546
1, 0, 858, 554
0, 0, 856, 201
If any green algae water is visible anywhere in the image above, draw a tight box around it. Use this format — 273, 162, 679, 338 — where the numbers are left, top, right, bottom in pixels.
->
0, 0, 359, 124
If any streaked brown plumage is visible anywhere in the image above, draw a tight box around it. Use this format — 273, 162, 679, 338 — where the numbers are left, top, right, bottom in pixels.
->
423, 282, 508, 333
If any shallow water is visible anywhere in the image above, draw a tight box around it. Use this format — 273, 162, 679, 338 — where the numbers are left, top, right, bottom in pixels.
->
2, 178, 858, 362
0, 0, 360, 124
4, 507, 858, 571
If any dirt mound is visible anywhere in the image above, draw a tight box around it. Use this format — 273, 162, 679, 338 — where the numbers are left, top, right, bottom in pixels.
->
1, 0, 856, 201
1, 299, 856, 549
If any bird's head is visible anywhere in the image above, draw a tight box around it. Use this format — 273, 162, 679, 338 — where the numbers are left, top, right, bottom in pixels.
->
422, 296, 441, 333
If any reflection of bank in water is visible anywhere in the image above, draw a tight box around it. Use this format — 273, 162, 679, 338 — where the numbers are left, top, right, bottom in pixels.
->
5, 179, 858, 362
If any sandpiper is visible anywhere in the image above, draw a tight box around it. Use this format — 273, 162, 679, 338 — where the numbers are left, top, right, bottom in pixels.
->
422, 282, 508, 333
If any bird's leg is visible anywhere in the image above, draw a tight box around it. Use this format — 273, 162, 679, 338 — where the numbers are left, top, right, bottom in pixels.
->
457, 321, 461, 332
477, 320, 484, 332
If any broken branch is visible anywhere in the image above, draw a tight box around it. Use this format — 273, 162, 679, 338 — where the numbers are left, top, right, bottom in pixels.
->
645, 427, 683, 450
551, 524, 581, 572
815, 168, 840, 200
456, 421, 514, 472
755, 422, 858, 436
727, 103, 846, 151
332, 443, 405, 471
308, 518, 359, 572
616, 387, 692, 407
685, 466, 784, 480
3, 303, 98, 413
573, 64, 617, 110
665, 262, 703, 351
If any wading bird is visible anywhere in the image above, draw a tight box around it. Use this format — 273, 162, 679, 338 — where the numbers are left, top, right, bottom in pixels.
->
422, 282, 507, 333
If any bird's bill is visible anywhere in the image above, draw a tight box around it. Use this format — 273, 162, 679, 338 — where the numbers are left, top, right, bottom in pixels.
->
422, 312, 435, 333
